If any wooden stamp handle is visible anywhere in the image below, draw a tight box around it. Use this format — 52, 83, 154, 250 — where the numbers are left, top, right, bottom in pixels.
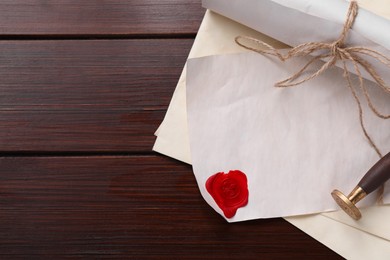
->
358, 152, 390, 194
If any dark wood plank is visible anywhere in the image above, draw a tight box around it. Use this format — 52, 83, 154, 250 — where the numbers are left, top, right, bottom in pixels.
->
0, 0, 204, 36
0, 40, 192, 110
0, 110, 162, 152
0, 155, 342, 259
0, 39, 193, 152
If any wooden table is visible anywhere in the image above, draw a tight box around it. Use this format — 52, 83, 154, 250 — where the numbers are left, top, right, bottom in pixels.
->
0, 1, 343, 258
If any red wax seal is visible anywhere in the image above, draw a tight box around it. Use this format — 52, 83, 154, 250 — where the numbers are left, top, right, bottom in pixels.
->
206, 170, 248, 218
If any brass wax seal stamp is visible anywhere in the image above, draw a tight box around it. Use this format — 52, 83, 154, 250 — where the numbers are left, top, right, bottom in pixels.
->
332, 152, 390, 220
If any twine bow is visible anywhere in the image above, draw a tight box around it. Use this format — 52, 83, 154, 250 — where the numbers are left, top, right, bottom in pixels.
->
235, 1, 390, 203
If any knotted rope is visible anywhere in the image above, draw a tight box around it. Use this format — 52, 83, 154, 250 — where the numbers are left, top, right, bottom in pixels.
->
235, 1, 390, 203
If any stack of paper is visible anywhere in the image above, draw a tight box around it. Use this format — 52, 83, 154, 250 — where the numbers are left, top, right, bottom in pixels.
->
154, 1, 390, 258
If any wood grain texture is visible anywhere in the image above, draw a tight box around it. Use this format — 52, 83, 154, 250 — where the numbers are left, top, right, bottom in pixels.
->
0, 156, 342, 259
0, 39, 193, 152
0, 0, 204, 36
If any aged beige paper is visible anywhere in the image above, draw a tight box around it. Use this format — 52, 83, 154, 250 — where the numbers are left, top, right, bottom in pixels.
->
154, 10, 390, 259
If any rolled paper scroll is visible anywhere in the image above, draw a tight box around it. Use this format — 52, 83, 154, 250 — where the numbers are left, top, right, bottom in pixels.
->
202, 0, 390, 83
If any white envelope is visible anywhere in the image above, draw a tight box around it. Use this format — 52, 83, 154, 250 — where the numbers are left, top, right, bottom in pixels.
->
154, 10, 390, 259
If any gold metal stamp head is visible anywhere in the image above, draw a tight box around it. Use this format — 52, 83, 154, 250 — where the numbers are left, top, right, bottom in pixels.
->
331, 186, 367, 220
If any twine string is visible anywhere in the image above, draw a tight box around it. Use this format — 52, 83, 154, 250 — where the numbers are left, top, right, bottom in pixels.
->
235, 1, 390, 203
